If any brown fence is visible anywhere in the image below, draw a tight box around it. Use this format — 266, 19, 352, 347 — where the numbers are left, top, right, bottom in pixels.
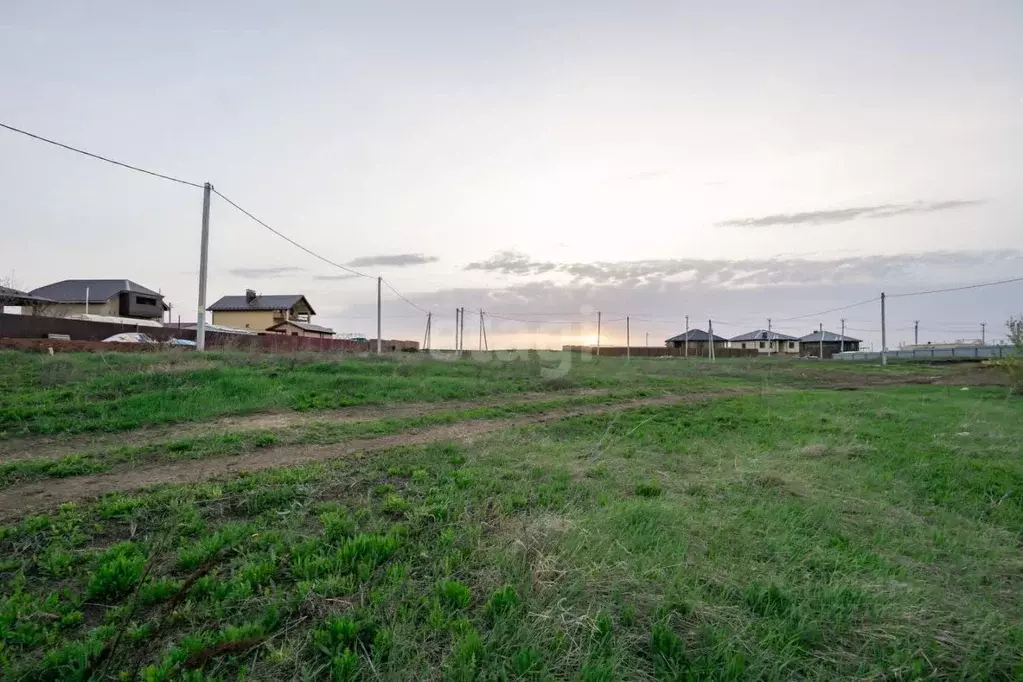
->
0, 313, 419, 353
563, 345, 759, 358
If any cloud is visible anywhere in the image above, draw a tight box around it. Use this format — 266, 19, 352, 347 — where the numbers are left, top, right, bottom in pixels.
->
715, 199, 985, 228
313, 274, 362, 281
335, 249, 1023, 348
228, 266, 303, 278
346, 253, 439, 268
464, 249, 1023, 291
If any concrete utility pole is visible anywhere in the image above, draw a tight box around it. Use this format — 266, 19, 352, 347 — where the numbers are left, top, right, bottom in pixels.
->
481, 311, 488, 351
454, 308, 460, 351
767, 318, 772, 356
626, 316, 631, 361
196, 182, 212, 351
684, 315, 689, 357
85, 287, 90, 315
459, 307, 465, 353
840, 318, 846, 353
707, 319, 715, 362
376, 277, 382, 355
880, 292, 887, 366
645, 332, 649, 348
596, 311, 601, 357
914, 320, 919, 346
423, 312, 432, 351
478, 310, 483, 351
981, 322, 986, 345
819, 322, 824, 360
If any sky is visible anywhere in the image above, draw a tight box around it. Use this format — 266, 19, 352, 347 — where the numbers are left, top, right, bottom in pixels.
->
2, 0, 1021, 349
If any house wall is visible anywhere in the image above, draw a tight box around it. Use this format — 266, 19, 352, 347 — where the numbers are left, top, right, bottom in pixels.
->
267, 322, 333, 338
801, 341, 861, 359
28, 299, 120, 318
732, 340, 799, 354
211, 310, 280, 331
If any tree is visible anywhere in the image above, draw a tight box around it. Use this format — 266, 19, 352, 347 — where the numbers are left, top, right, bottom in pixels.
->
998, 314, 1023, 393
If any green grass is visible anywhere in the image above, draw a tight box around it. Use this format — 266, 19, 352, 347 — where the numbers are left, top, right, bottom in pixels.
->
0, 384, 1019, 679
0, 388, 670, 489
0, 350, 766, 437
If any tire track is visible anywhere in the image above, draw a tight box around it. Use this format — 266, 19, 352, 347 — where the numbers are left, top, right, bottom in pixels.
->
0, 391, 742, 518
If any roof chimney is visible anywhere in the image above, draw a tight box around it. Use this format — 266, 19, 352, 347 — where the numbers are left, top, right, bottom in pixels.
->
245, 288, 257, 303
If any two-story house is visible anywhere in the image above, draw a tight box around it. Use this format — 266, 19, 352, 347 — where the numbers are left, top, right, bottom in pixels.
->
27, 279, 168, 320
207, 290, 318, 332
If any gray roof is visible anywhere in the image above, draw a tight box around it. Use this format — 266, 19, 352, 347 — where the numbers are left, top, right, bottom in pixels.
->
207, 294, 316, 314
666, 329, 728, 343
268, 320, 335, 335
0, 285, 54, 305
29, 279, 162, 303
798, 330, 862, 343
730, 329, 798, 342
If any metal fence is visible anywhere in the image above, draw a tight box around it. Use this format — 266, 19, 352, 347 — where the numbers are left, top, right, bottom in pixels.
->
835, 345, 1017, 361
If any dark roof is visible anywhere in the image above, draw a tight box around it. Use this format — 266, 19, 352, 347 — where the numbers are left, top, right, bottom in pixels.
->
207, 294, 316, 314
267, 320, 334, 335
0, 286, 54, 305
798, 330, 862, 343
29, 279, 162, 303
665, 329, 728, 343
729, 329, 798, 342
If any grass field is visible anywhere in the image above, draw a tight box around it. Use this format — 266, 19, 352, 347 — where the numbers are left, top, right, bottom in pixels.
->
0, 350, 1019, 680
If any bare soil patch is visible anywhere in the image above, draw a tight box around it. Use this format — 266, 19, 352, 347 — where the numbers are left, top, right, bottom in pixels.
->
0, 392, 737, 519
0, 389, 611, 465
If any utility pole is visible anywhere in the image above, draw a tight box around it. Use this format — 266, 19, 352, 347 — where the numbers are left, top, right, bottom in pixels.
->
454, 308, 460, 351
478, 310, 483, 351
626, 316, 631, 361
645, 332, 649, 348
880, 292, 887, 366
840, 318, 846, 353
767, 318, 772, 356
376, 277, 382, 355
707, 319, 715, 362
481, 311, 489, 351
196, 182, 212, 352
981, 322, 986, 345
819, 322, 823, 360
684, 315, 689, 358
596, 311, 601, 357
85, 287, 90, 315
459, 307, 465, 354
914, 320, 919, 346
423, 312, 432, 351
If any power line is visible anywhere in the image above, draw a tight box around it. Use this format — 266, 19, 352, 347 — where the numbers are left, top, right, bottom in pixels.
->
382, 278, 429, 314
0, 121, 204, 189
888, 276, 1023, 298
211, 188, 373, 280
774, 296, 880, 322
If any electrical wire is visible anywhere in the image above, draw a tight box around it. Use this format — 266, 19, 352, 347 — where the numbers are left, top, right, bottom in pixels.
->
0, 121, 204, 189
212, 188, 374, 280
887, 276, 1023, 298
774, 296, 880, 322
382, 278, 429, 314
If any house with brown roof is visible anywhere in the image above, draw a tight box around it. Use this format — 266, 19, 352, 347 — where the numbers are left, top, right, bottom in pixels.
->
266, 320, 335, 338
207, 289, 317, 333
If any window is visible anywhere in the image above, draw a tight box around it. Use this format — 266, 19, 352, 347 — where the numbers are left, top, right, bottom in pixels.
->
136, 296, 157, 306
291, 332, 299, 336
759, 341, 765, 349
741, 343, 746, 349
789, 341, 795, 349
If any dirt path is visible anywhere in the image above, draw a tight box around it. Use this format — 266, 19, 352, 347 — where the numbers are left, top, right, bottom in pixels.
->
0, 388, 616, 465
0, 392, 738, 519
